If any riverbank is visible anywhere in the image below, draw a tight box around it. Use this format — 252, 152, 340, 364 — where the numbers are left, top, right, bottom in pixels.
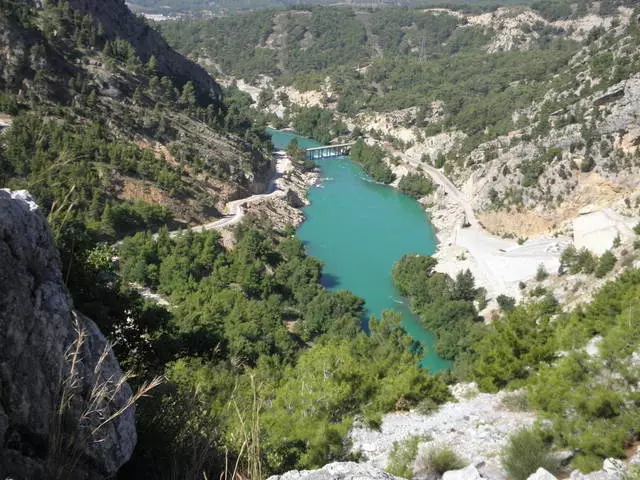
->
239, 149, 320, 234
227, 77, 572, 304
385, 143, 572, 307
161, 149, 319, 247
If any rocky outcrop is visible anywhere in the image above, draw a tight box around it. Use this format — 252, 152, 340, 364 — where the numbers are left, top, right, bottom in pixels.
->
351, 383, 535, 476
442, 465, 483, 480
267, 462, 403, 480
0, 190, 136, 479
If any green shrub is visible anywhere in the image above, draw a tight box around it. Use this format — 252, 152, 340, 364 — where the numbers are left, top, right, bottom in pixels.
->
386, 435, 428, 478
497, 294, 516, 312
595, 250, 616, 278
536, 263, 549, 281
398, 173, 435, 199
502, 428, 559, 480
415, 397, 440, 416
500, 391, 531, 412
414, 445, 465, 477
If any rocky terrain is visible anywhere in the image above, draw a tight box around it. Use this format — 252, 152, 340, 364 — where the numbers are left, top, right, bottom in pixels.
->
0, 189, 136, 479
350, 383, 535, 479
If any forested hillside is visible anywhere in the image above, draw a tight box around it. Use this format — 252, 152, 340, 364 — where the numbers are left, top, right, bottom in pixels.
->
154, 2, 640, 477
0, 2, 453, 478
160, 0, 640, 217
3, 0, 640, 479
130, 0, 527, 15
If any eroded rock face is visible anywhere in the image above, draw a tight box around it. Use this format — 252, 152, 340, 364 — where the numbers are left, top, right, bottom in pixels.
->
0, 189, 136, 480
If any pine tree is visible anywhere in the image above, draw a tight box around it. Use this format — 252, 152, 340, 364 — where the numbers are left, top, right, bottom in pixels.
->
146, 55, 158, 75
180, 81, 197, 108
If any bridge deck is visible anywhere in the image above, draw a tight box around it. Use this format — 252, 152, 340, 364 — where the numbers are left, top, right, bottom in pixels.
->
305, 142, 354, 152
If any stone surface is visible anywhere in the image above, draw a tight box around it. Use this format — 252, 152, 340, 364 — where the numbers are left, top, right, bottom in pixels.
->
0, 189, 136, 480
569, 469, 620, 480
441, 465, 482, 480
602, 458, 625, 476
351, 383, 535, 475
267, 462, 403, 480
527, 468, 558, 480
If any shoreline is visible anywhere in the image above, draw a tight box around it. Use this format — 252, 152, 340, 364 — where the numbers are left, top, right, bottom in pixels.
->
383, 143, 572, 307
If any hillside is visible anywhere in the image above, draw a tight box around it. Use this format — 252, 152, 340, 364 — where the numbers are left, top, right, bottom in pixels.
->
153, 4, 640, 477
160, 1, 640, 299
3, 1, 640, 479
1, 0, 274, 234
128, 0, 526, 16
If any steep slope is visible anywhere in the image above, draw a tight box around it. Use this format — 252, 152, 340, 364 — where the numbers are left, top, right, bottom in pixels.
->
0, 0, 273, 235
18, 0, 221, 101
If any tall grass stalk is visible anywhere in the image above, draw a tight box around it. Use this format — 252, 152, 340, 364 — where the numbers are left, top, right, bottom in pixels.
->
46, 313, 162, 480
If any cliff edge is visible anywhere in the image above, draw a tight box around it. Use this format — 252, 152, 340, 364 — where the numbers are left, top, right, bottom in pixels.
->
0, 189, 136, 479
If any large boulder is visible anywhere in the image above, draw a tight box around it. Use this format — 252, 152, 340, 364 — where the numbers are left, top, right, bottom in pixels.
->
527, 468, 558, 480
0, 190, 136, 479
442, 465, 483, 480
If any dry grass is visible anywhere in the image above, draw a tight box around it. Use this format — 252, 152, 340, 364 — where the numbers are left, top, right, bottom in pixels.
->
46, 313, 162, 480
221, 375, 263, 480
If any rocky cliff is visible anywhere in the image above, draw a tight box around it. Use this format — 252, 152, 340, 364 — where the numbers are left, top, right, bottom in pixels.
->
0, 190, 136, 479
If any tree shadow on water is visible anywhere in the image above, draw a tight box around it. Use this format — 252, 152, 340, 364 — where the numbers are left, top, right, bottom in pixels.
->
320, 273, 341, 289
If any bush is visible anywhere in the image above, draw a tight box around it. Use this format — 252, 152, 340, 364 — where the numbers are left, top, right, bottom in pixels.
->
398, 173, 435, 199
595, 250, 616, 278
497, 294, 516, 312
415, 398, 440, 416
536, 263, 549, 281
386, 435, 427, 478
414, 445, 465, 477
500, 391, 531, 412
502, 428, 559, 480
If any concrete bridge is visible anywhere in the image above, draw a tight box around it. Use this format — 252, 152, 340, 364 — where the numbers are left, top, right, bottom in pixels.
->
305, 143, 354, 160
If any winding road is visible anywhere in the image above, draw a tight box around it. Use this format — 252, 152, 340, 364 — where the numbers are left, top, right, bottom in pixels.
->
163, 189, 286, 238
399, 151, 479, 229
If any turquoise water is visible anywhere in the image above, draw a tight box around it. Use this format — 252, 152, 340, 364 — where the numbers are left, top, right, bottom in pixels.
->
269, 129, 451, 372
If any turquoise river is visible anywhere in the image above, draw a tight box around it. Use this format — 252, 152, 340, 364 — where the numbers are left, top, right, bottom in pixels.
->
269, 129, 451, 372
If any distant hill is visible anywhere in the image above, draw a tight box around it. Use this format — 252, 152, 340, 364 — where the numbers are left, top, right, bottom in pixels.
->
128, 0, 530, 15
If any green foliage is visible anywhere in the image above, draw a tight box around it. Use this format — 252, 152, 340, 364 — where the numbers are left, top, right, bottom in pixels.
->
116, 225, 452, 476
350, 139, 395, 184
536, 263, 549, 281
286, 138, 315, 171
393, 255, 483, 364
472, 302, 558, 392
160, 7, 577, 138
496, 294, 516, 312
502, 428, 559, 480
414, 445, 465, 477
289, 106, 347, 144
560, 245, 599, 275
467, 269, 640, 471
386, 434, 426, 478
398, 172, 435, 199
595, 250, 617, 278
519, 148, 562, 187
0, 113, 186, 240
